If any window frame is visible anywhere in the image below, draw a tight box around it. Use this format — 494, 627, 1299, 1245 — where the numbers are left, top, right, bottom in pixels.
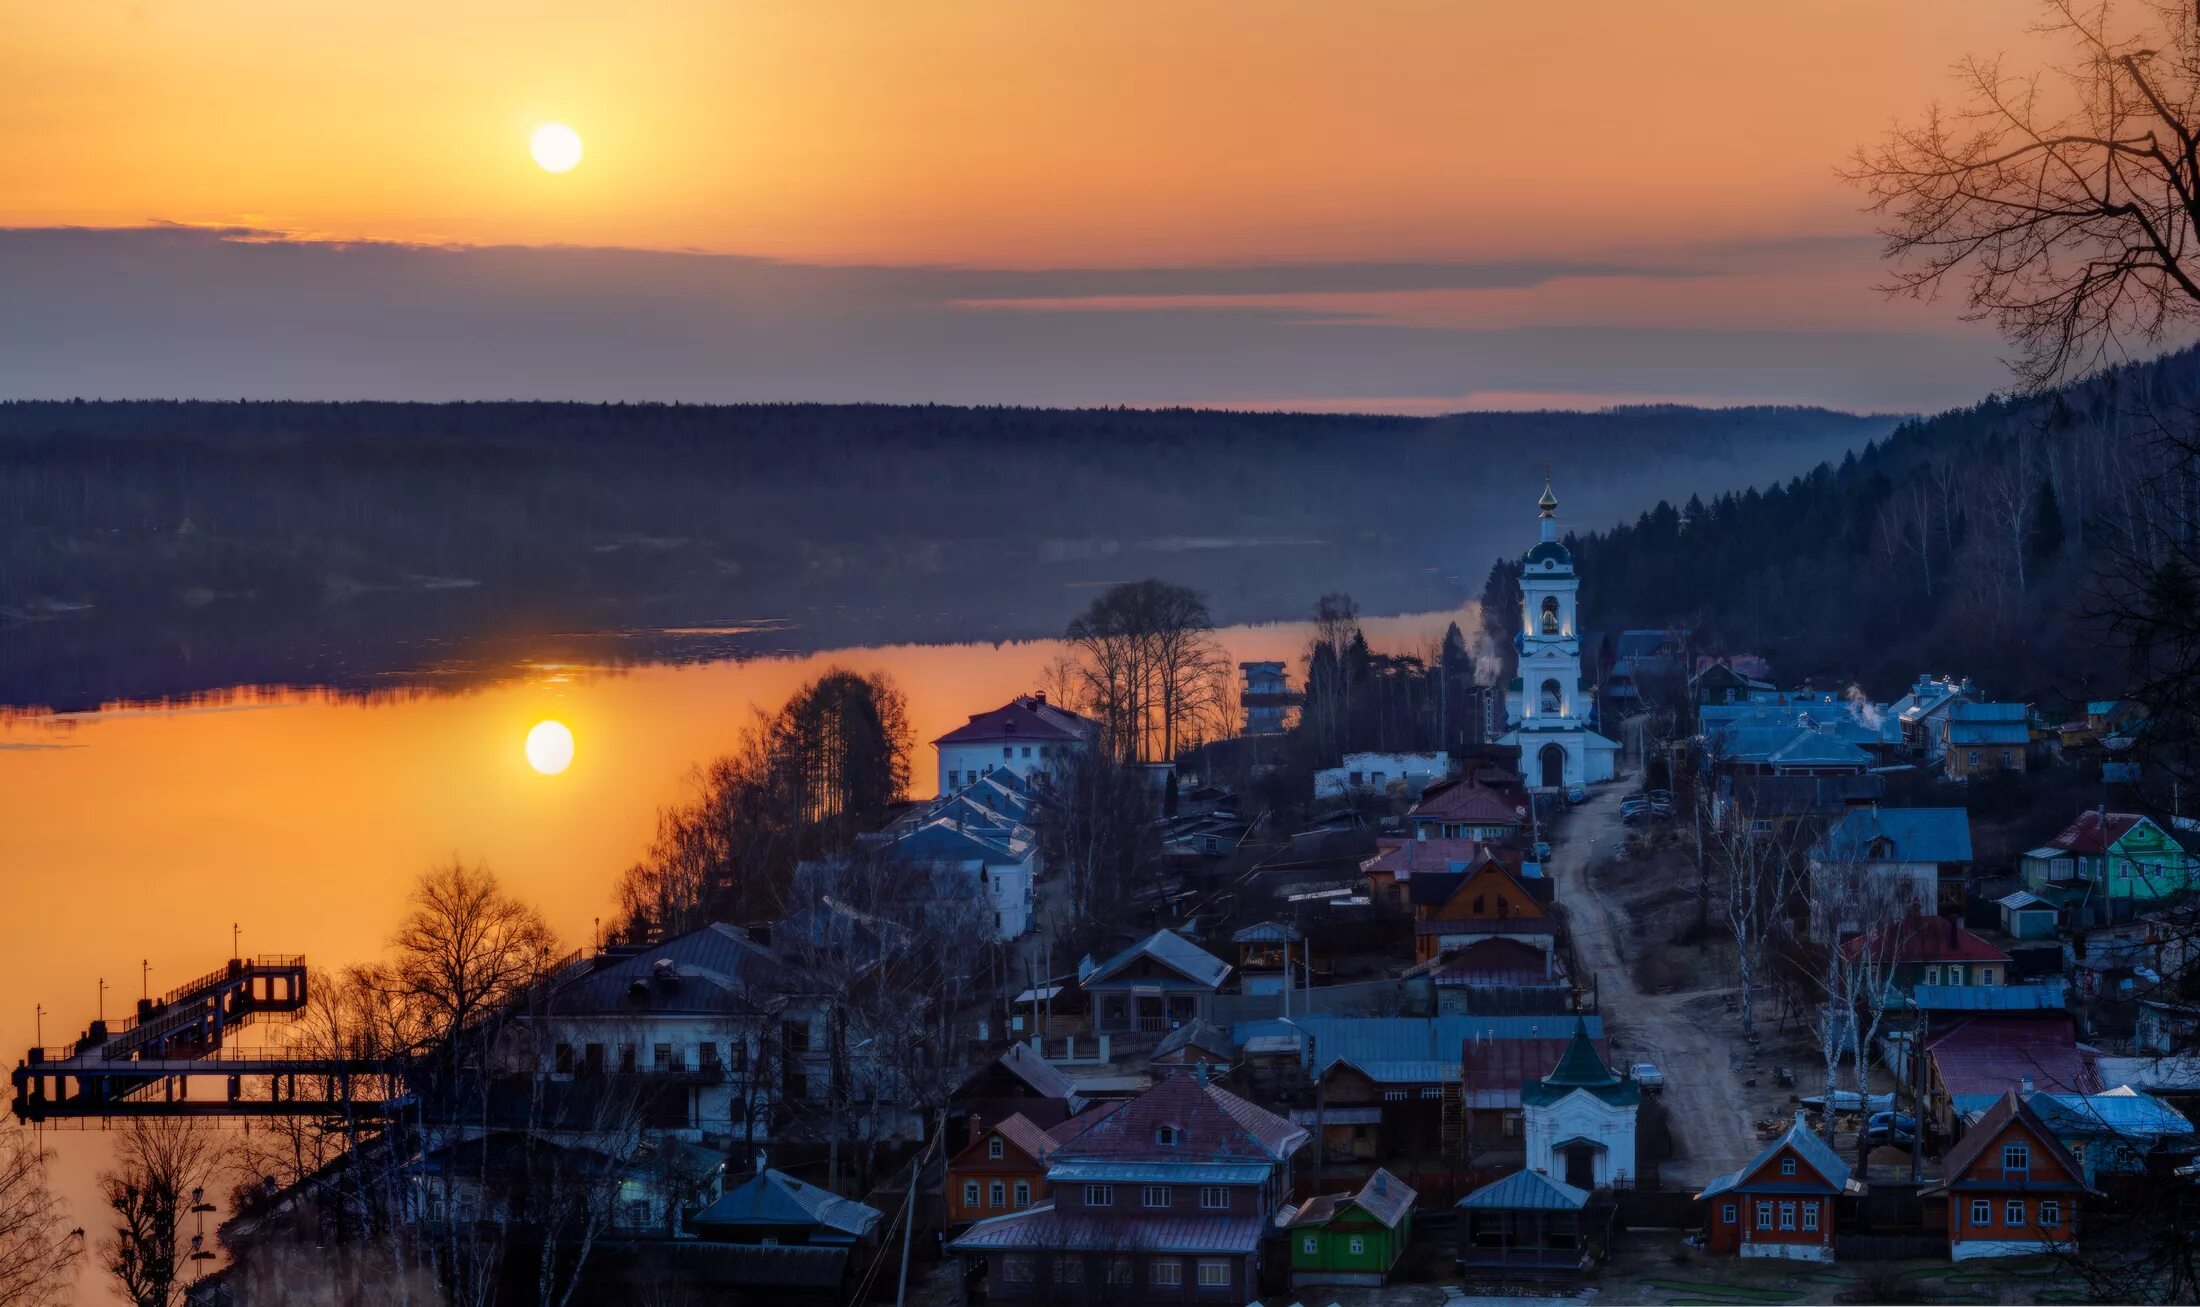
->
2006, 1199, 2025, 1227
962, 1180, 979, 1207
987, 1136, 1005, 1160
1778, 1201, 1796, 1231
988, 1180, 1005, 1208
1971, 1198, 1992, 1226
1755, 1201, 1773, 1230
2041, 1199, 2063, 1227
1801, 1202, 1819, 1232
1779, 1156, 1797, 1176
1013, 1180, 1031, 1209
1142, 1184, 1170, 1210
1084, 1184, 1114, 1207
1196, 1260, 1230, 1287
1721, 1202, 1737, 1225
1199, 1185, 1228, 1211
1149, 1259, 1182, 1287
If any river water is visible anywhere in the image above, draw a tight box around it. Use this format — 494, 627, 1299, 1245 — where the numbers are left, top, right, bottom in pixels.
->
0, 602, 1474, 1301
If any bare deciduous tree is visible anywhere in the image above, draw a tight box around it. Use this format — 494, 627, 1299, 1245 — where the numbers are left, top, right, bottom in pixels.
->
100, 1119, 222, 1307
0, 1121, 81, 1307
1850, 0, 2200, 390
390, 860, 561, 1053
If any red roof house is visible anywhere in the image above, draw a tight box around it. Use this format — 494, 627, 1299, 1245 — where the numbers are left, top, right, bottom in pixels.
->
1698, 1114, 1860, 1262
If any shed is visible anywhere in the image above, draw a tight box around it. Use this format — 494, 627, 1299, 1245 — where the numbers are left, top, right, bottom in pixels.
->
1996, 890, 2060, 941
1286, 1168, 1417, 1287
1456, 1169, 1605, 1272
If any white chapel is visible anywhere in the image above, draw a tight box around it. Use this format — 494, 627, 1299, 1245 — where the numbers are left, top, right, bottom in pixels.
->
1498, 480, 1620, 790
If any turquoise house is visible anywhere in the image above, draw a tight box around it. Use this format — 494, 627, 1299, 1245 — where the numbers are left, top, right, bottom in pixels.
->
2023, 811, 2198, 924
1287, 1168, 1416, 1288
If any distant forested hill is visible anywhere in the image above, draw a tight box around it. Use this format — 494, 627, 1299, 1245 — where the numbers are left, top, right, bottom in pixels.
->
1480, 346, 2200, 707
0, 400, 1892, 708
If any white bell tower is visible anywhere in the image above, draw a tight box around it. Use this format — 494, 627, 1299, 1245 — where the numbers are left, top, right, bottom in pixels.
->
1499, 479, 1619, 789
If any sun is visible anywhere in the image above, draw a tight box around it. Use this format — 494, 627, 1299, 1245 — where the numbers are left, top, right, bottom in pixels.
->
530, 123, 584, 174
525, 720, 575, 775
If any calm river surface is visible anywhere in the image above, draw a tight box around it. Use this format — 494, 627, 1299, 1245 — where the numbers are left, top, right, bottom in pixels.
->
0, 603, 1472, 1301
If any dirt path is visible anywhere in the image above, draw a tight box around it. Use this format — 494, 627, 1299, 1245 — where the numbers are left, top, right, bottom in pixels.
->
1548, 785, 1756, 1187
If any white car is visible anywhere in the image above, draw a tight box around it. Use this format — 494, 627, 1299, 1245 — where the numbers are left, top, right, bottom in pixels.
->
1631, 1061, 1664, 1089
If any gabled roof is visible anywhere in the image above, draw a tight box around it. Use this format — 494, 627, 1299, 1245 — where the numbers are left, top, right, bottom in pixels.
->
543, 923, 786, 1017
1231, 921, 1302, 944
1521, 1019, 1638, 1108
1049, 1069, 1305, 1164
1045, 1100, 1123, 1145
1153, 1018, 1238, 1064
691, 1169, 882, 1238
1927, 1015, 2101, 1103
1812, 807, 1973, 865
990, 1043, 1079, 1100
2029, 1085, 2195, 1142
1911, 982, 2066, 1013
1766, 729, 1872, 769
1841, 913, 2010, 965
968, 1113, 1063, 1168
948, 1202, 1264, 1254
1080, 929, 1232, 991
2050, 810, 2159, 855
1364, 836, 1492, 879
1458, 1169, 1589, 1211
1291, 1168, 1416, 1228
1699, 1114, 1856, 1200
1408, 780, 1528, 827
933, 695, 1095, 746
1925, 1092, 2092, 1198
1428, 936, 1554, 987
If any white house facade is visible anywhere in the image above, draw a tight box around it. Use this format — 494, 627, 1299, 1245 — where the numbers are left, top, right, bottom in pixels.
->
932, 693, 1095, 795
1521, 1021, 1640, 1189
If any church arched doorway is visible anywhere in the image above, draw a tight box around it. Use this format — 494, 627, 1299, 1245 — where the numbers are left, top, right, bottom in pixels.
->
1539, 743, 1567, 789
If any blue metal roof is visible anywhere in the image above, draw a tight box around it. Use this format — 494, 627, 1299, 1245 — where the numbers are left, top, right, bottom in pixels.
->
1458, 1169, 1588, 1211
1046, 1160, 1270, 1186
691, 1169, 881, 1238
949, 1203, 1265, 1254
1910, 982, 2065, 1012
1231, 1014, 1603, 1079
1813, 807, 1973, 865
2029, 1087, 2196, 1140
1082, 929, 1231, 990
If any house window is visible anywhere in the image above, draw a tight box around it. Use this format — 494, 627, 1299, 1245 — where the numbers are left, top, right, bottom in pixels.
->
988, 1137, 1005, 1160
2002, 1142, 2030, 1174
1156, 1125, 1178, 1146
1383, 1090, 1407, 1102
782, 1021, 811, 1053
654, 1043, 675, 1070
1420, 1087, 1443, 1099
728, 1041, 747, 1072
989, 1180, 1005, 1208
1779, 1156, 1796, 1176
1502, 1112, 1520, 1138
1000, 1256, 1034, 1284
1971, 1199, 1992, 1226
1106, 1259, 1134, 1286
1150, 1260, 1182, 1287
1022, 746, 1032, 758
1981, 968, 1999, 986
1013, 1180, 1030, 1208
2006, 1199, 2025, 1226
1053, 1257, 1083, 1284
948, 771, 960, 787
1142, 1185, 1170, 1209
1003, 746, 1014, 760
1200, 1186, 1228, 1210
554, 1043, 574, 1074
1968, 749, 1980, 766
2041, 1200, 2063, 1227
1948, 966, 1965, 985
1348, 1236, 1366, 1255
699, 1043, 721, 1072
2001, 749, 2014, 766
584, 1043, 604, 1073
1779, 1202, 1796, 1231
1755, 1201, 1773, 1230
963, 1181, 979, 1207
1197, 1260, 1230, 1287
1084, 1184, 1114, 1207
1721, 1203, 1737, 1225
618, 1045, 637, 1074
1924, 965, 1941, 986
1302, 1236, 1318, 1255
1801, 1202, 1818, 1232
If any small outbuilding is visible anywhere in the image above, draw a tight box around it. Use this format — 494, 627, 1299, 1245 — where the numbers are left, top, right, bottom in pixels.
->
1285, 1167, 1417, 1288
1456, 1168, 1607, 1273
1996, 890, 2060, 941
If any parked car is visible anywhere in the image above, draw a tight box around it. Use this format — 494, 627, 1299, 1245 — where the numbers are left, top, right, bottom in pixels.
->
1863, 1122, 1918, 1149
1867, 1111, 1919, 1134
1648, 789, 1674, 816
1631, 1061, 1664, 1090
1566, 785, 1587, 804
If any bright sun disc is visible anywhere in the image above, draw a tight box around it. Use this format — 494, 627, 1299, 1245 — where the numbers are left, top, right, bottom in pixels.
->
526, 720, 575, 774
530, 123, 583, 173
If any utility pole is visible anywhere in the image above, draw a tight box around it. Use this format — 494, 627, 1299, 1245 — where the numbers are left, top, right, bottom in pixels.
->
895, 1108, 944, 1307
141, 959, 150, 1002
97, 978, 106, 1024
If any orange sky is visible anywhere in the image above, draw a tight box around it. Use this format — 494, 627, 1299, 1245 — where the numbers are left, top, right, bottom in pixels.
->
4, 1, 2040, 263
0, 2, 2061, 408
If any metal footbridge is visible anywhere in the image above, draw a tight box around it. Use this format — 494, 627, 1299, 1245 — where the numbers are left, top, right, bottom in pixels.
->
11, 955, 400, 1121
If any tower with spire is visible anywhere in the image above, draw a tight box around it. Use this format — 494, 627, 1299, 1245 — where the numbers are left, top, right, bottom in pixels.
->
1521, 1018, 1640, 1188
1498, 478, 1619, 789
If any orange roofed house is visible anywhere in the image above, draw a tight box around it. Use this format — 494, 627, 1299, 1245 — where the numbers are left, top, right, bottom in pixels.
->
947, 1103, 1121, 1226
1698, 1114, 1861, 1262
1922, 1090, 2094, 1260
1411, 850, 1556, 965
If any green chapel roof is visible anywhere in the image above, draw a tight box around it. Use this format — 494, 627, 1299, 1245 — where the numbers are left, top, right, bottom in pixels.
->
1520, 1019, 1639, 1108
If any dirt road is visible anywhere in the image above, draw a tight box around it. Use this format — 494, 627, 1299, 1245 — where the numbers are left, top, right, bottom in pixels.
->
1547, 786, 1757, 1186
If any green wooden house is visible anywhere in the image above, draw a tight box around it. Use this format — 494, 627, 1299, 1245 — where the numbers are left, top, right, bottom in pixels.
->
2023, 811, 2199, 924
1286, 1167, 1417, 1288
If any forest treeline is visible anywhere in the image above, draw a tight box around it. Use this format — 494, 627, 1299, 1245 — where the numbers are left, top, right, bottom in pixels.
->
1480, 344, 2200, 706
0, 399, 1887, 708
